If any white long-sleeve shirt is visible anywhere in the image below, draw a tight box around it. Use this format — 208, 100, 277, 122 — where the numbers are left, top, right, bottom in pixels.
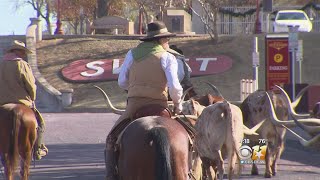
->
118, 50, 183, 104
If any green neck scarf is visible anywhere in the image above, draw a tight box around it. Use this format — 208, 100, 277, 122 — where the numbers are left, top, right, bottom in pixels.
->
132, 42, 166, 62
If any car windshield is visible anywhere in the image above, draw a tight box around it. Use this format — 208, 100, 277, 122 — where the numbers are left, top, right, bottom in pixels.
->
277, 12, 307, 20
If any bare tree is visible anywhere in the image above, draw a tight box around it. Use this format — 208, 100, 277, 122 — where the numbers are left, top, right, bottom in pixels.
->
16, 0, 54, 34
189, 0, 230, 43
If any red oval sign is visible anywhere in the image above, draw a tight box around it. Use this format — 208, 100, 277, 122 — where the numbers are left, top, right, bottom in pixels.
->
61, 56, 233, 83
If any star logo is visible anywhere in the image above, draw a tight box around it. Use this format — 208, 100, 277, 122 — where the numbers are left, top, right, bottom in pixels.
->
251, 145, 267, 161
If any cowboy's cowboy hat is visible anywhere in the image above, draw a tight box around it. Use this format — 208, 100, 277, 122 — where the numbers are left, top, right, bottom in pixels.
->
140, 21, 176, 41
6, 40, 32, 54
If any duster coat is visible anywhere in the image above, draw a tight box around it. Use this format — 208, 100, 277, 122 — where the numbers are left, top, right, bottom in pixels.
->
0, 53, 36, 107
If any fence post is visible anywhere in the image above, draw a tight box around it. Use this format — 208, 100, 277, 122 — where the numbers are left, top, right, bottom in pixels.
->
240, 79, 257, 101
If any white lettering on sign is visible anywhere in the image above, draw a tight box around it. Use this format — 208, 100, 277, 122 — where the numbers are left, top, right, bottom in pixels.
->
80, 61, 105, 77
79, 57, 222, 77
196, 58, 217, 71
269, 66, 288, 71
112, 59, 122, 74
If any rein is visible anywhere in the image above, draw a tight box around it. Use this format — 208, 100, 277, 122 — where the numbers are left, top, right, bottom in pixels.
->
174, 112, 197, 139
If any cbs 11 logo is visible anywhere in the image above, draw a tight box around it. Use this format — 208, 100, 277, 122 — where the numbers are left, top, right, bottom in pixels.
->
239, 144, 267, 164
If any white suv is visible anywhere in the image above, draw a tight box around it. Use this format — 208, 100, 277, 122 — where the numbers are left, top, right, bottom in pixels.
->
273, 10, 313, 32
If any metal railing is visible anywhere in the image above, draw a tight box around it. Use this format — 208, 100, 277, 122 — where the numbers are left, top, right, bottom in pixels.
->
240, 79, 257, 101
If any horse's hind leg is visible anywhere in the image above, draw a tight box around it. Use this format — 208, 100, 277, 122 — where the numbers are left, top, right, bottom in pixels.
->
19, 130, 36, 180
2, 154, 14, 180
20, 150, 32, 180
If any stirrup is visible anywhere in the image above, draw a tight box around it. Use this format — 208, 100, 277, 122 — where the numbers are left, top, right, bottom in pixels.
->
35, 150, 47, 160
40, 144, 49, 153
35, 145, 48, 160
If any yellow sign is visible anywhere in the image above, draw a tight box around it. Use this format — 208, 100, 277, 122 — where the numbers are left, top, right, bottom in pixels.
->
274, 54, 283, 63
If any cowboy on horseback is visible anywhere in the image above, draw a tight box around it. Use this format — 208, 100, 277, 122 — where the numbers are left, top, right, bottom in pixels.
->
0, 40, 48, 160
105, 21, 184, 179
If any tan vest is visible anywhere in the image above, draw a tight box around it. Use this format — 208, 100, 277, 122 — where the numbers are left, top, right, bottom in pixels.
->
128, 52, 168, 101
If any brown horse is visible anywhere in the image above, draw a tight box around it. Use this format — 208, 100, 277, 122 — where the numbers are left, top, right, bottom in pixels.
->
0, 103, 37, 180
117, 115, 191, 180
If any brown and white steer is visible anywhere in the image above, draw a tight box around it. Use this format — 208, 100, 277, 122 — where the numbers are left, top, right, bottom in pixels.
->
194, 101, 244, 180
240, 89, 292, 178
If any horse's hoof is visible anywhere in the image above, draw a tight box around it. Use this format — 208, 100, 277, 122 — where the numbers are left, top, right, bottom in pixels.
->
251, 166, 259, 175
272, 169, 277, 176
251, 169, 259, 175
264, 172, 272, 178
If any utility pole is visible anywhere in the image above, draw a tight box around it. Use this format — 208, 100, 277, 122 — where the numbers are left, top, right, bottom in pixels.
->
255, 0, 261, 34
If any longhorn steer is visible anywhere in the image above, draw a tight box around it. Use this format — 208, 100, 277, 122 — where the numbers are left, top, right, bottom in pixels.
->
266, 85, 320, 149
194, 101, 243, 180
240, 85, 318, 178
266, 92, 320, 149
240, 89, 289, 178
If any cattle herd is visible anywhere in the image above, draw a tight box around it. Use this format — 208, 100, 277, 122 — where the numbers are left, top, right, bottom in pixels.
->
96, 83, 320, 180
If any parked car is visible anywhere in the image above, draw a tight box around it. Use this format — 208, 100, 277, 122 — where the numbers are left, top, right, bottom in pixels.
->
272, 10, 313, 32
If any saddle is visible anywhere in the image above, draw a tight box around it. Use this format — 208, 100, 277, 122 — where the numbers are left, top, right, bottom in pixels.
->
110, 104, 172, 138
133, 104, 172, 119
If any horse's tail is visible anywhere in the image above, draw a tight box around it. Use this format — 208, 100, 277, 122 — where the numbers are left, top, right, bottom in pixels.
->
148, 127, 173, 180
8, 108, 20, 172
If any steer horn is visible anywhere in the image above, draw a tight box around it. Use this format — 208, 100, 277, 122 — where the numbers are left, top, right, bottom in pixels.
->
93, 85, 125, 115
242, 119, 265, 136
168, 86, 194, 105
266, 92, 320, 127
205, 81, 224, 98
291, 85, 310, 109
181, 86, 194, 102
282, 125, 320, 148
291, 115, 320, 136
274, 85, 310, 119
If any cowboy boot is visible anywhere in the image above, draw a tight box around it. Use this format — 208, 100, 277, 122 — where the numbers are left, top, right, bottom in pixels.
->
33, 109, 48, 160
105, 136, 117, 180
35, 127, 48, 160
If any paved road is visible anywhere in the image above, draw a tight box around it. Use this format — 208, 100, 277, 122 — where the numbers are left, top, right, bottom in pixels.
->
1, 113, 319, 180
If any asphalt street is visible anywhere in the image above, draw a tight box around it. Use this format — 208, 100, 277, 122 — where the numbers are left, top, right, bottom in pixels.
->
0, 113, 319, 180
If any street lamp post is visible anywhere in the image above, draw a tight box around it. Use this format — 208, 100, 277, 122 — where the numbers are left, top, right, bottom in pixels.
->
255, 0, 262, 34
54, 0, 64, 35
